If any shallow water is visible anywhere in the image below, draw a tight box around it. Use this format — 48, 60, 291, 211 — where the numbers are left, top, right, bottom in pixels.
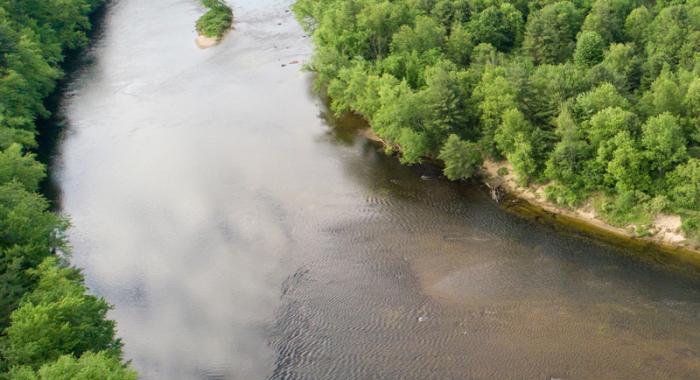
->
51, 0, 700, 379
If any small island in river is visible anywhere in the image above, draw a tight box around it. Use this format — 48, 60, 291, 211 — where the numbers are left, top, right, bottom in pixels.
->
195, 0, 233, 48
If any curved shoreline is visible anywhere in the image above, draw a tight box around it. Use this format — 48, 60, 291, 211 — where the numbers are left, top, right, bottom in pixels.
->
503, 193, 700, 272
359, 127, 700, 266
196, 33, 221, 49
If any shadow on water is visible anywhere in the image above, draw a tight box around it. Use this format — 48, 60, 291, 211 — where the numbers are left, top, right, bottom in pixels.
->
35, 1, 111, 209
324, 109, 700, 282
503, 196, 700, 279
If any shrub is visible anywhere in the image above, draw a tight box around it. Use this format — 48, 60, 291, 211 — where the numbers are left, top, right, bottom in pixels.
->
438, 135, 483, 181
196, 0, 233, 38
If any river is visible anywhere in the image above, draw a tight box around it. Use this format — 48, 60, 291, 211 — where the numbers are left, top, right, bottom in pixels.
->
49, 0, 700, 379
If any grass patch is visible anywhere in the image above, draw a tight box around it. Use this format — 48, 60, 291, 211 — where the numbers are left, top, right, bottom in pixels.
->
593, 192, 655, 235
196, 0, 233, 39
678, 210, 700, 247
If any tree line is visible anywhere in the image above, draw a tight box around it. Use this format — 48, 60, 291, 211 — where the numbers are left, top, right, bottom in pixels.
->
0, 0, 136, 378
294, 0, 700, 242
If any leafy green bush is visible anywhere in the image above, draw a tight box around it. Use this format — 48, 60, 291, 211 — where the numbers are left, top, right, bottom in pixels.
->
544, 183, 583, 208
682, 216, 700, 241
8, 352, 136, 380
438, 135, 482, 181
595, 191, 653, 228
196, 0, 233, 39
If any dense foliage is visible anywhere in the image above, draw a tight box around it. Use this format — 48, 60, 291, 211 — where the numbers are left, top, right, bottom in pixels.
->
0, 0, 134, 377
294, 0, 700, 240
196, 0, 233, 39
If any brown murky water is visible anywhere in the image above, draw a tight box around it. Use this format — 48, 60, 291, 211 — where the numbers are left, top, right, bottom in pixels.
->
50, 0, 700, 379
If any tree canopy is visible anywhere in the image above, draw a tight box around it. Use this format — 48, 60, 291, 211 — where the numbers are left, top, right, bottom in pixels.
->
0, 0, 134, 376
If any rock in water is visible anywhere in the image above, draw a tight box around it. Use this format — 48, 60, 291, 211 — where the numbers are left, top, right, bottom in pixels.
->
491, 185, 505, 203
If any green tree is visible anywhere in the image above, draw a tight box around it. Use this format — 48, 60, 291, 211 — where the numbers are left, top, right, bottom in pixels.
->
0, 183, 67, 328
679, 30, 700, 71
641, 67, 683, 117
420, 60, 477, 141
522, 63, 587, 125
0, 144, 45, 191
509, 133, 538, 185
605, 132, 650, 192
545, 108, 592, 191
641, 113, 687, 175
643, 5, 695, 82
468, 4, 523, 52
524, 1, 583, 64
0, 36, 60, 130
357, 1, 412, 60
2, 258, 122, 369
438, 134, 483, 180
472, 66, 518, 155
397, 128, 430, 164
683, 76, 700, 121
495, 108, 532, 155
600, 43, 641, 91
574, 31, 605, 67
391, 15, 446, 55
581, 0, 637, 44
430, 0, 470, 27
574, 82, 630, 121
445, 22, 474, 66
584, 107, 638, 149
624, 6, 651, 45
8, 352, 136, 380
668, 158, 700, 210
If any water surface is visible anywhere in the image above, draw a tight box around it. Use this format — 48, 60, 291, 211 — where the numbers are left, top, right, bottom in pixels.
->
52, 0, 700, 379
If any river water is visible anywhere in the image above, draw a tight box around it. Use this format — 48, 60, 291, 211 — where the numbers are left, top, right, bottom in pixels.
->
50, 0, 700, 379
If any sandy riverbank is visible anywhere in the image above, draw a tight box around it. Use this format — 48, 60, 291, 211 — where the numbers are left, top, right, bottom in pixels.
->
359, 127, 700, 258
480, 160, 696, 248
196, 34, 219, 48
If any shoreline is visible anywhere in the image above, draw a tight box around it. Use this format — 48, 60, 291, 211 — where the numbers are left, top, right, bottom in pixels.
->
359, 127, 700, 264
196, 33, 219, 48
483, 161, 700, 269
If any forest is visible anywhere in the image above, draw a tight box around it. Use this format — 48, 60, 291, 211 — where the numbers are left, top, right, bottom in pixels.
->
0, 0, 135, 378
293, 0, 700, 243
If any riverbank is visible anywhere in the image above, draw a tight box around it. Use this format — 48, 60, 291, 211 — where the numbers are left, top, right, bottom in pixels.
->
482, 161, 700, 265
196, 34, 220, 48
360, 127, 700, 262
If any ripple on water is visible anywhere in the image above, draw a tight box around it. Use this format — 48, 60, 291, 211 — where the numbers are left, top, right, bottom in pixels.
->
267, 176, 700, 379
